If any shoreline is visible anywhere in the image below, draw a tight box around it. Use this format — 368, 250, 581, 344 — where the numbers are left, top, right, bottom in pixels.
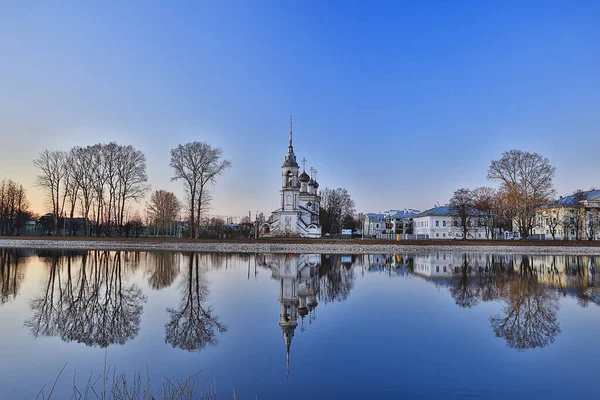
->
2, 237, 600, 255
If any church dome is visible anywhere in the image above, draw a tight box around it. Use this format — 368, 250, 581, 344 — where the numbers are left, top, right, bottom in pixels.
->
298, 307, 309, 317
309, 179, 319, 188
299, 171, 310, 182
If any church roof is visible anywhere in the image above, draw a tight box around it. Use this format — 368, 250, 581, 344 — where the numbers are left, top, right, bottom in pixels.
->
299, 170, 310, 182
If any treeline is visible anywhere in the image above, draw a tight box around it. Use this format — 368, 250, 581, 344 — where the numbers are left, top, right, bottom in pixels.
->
32, 140, 233, 238
34, 143, 149, 236
0, 180, 33, 236
319, 187, 357, 234
449, 149, 558, 239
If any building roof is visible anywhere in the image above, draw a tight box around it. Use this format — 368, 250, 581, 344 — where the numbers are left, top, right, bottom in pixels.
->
365, 213, 385, 220
414, 206, 486, 218
386, 209, 421, 219
555, 189, 600, 206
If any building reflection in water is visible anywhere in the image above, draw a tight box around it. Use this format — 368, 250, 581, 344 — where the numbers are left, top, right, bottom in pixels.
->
375, 251, 600, 350
256, 254, 320, 375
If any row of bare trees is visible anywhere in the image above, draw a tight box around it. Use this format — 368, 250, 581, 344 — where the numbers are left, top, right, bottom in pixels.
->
0, 180, 33, 236
34, 143, 150, 236
449, 149, 557, 239
319, 187, 356, 234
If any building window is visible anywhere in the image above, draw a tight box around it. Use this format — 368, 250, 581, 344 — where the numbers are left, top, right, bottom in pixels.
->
436, 221, 439, 227
443, 221, 447, 227
436, 266, 439, 272
436, 233, 439, 237
443, 233, 446, 237
443, 266, 447, 272
454, 221, 458, 227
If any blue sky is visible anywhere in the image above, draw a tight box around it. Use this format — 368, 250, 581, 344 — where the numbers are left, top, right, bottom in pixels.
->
1, 1, 599, 217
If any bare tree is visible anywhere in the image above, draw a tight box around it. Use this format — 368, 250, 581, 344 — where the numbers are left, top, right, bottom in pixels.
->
487, 149, 556, 238
115, 145, 150, 234
0, 180, 32, 236
545, 208, 561, 240
34, 150, 67, 234
146, 190, 181, 235
449, 188, 475, 240
319, 188, 355, 235
70, 146, 95, 236
570, 190, 586, 240
473, 187, 496, 239
170, 142, 231, 238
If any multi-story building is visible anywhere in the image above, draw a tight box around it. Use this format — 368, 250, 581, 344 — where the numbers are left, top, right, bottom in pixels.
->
362, 209, 420, 237
531, 189, 600, 240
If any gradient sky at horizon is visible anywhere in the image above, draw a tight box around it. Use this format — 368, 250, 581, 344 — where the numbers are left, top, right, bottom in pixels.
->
1, 1, 599, 218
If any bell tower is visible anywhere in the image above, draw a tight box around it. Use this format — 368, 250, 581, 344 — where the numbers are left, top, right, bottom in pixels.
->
281, 115, 300, 211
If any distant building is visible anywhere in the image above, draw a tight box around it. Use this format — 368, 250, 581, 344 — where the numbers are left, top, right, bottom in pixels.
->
412, 206, 491, 240
529, 189, 600, 240
363, 213, 385, 236
260, 118, 322, 238
362, 209, 420, 237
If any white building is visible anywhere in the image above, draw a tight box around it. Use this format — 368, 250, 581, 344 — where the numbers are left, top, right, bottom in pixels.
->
362, 213, 385, 236
362, 209, 420, 237
530, 189, 600, 240
260, 118, 322, 238
412, 206, 491, 240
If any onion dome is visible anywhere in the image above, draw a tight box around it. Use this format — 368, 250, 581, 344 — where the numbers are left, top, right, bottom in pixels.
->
309, 179, 319, 188
299, 170, 310, 182
298, 307, 309, 317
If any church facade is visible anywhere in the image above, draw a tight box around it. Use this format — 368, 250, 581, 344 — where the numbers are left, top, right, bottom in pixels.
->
261, 118, 322, 238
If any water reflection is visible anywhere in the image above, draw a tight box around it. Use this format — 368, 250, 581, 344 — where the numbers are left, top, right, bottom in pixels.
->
165, 252, 227, 351
13, 249, 600, 356
257, 254, 321, 374
0, 249, 29, 306
397, 252, 599, 350
143, 252, 182, 290
24, 251, 147, 347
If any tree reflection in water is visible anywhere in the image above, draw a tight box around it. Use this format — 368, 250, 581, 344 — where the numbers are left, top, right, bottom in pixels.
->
0, 249, 27, 306
165, 252, 226, 351
144, 252, 181, 290
490, 256, 560, 350
318, 255, 355, 303
449, 254, 480, 308
25, 251, 146, 347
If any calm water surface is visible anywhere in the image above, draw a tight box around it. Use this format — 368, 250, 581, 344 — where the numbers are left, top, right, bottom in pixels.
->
1, 249, 600, 399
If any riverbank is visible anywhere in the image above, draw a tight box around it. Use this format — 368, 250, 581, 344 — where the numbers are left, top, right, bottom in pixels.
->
2, 236, 600, 255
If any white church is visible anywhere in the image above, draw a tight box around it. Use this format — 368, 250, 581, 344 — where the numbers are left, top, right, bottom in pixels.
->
260, 117, 322, 238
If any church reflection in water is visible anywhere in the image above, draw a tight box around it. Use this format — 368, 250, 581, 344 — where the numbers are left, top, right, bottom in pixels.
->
256, 254, 321, 374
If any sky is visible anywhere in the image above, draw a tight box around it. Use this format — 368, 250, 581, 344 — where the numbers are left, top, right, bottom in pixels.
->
1, 1, 599, 218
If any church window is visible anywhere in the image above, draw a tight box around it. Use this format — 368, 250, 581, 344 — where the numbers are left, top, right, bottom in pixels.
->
436, 221, 439, 227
